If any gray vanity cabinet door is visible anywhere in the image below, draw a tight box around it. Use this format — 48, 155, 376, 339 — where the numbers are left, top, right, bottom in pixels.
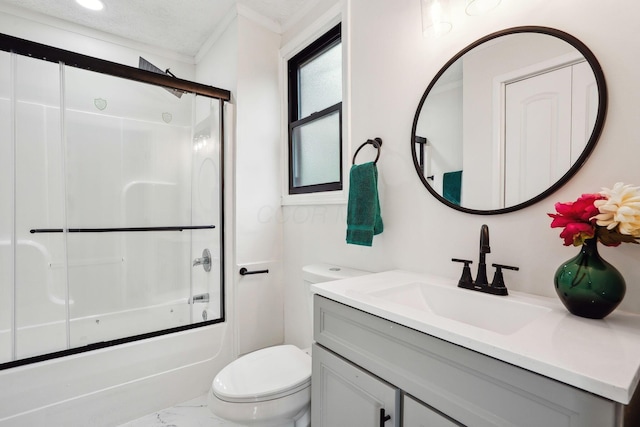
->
403, 394, 463, 427
312, 343, 400, 427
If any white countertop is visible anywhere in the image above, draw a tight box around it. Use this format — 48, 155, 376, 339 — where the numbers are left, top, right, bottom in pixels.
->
311, 270, 640, 404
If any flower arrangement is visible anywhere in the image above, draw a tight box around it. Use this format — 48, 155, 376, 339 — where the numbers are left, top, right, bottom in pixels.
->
548, 182, 640, 247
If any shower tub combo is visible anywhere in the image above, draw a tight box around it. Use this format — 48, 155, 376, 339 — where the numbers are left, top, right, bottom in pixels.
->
0, 33, 232, 425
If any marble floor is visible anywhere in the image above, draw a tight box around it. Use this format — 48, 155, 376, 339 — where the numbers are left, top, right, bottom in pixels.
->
118, 394, 244, 427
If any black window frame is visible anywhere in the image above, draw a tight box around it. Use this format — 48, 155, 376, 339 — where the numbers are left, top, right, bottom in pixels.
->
287, 23, 342, 195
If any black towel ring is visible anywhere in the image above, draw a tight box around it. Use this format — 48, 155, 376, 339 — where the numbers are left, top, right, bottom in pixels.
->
352, 137, 383, 165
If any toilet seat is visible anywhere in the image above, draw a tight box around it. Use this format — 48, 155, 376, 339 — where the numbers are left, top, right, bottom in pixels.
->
213, 345, 311, 403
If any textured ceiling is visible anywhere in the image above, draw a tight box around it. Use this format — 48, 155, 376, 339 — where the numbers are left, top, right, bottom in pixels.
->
0, 0, 315, 56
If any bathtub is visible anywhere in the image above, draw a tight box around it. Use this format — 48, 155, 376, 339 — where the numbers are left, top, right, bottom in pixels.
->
0, 310, 233, 426
0, 299, 221, 364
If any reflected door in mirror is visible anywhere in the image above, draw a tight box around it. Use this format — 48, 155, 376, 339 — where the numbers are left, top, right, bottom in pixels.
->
502, 61, 596, 207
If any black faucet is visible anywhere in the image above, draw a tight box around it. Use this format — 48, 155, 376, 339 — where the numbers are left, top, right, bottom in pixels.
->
475, 224, 491, 286
452, 224, 518, 296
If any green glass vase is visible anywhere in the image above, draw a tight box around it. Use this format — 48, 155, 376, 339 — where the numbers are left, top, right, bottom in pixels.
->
554, 238, 626, 319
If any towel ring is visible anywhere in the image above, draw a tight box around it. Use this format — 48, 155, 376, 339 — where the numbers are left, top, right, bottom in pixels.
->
353, 137, 383, 165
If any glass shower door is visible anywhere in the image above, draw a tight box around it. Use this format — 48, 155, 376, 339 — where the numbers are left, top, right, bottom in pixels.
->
63, 66, 201, 346
1, 42, 225, 366
0, 50, 12, 363
13, 55, 67, 360
190, 96, 223, 323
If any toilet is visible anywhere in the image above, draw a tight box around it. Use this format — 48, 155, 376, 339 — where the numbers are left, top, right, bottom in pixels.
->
208, 263, 369, 427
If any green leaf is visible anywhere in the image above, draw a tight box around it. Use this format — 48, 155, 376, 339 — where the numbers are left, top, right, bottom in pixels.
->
597, 227, 640, 246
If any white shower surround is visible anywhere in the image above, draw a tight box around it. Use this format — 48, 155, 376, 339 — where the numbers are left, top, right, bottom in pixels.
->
0, 54, 222, 357
0, 11, 236, 426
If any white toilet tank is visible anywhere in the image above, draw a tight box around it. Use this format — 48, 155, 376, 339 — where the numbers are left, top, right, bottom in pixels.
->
302, 263, 369, 345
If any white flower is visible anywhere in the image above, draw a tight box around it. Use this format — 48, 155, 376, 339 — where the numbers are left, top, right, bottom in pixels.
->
593, 182, 640, 237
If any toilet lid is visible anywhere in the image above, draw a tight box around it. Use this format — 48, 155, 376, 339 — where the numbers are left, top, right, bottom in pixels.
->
213, 345, 311, 403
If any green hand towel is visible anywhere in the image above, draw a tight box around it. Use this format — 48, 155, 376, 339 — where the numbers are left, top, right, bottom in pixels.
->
346, 162, 383, 246
443, 170, 462, 206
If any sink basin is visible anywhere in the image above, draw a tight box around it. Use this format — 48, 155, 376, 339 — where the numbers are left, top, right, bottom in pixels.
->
366, 282, 551, 335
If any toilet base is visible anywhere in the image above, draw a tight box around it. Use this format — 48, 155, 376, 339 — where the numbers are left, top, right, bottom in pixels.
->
292, 406, 310, 427
209, 404, 309, 427
208, 388, 310, 427
239, 405, 309, 427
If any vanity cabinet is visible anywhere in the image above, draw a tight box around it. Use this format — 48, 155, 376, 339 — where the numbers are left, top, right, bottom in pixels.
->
311, 295, 625, 427
312, 344, 399, 427
312, 344, 459, 427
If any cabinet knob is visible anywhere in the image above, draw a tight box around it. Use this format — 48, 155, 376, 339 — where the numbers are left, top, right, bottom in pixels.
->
379, 408, 391, 427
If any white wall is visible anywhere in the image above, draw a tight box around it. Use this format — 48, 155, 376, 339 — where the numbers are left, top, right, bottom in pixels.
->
233, 14, 284, 355
283, 0, 640, 350
196, 15, 238, 97
0, 9, 235, 426
196, 10, 284, 357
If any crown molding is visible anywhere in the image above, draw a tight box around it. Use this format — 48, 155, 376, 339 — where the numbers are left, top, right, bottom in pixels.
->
237, 3, 282, 34
195, 5, 239, 64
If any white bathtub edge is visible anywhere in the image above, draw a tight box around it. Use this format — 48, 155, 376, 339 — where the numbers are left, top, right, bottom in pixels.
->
0, 322, 234, 426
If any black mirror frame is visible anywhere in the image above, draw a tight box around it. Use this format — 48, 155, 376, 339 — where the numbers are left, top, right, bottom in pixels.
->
411, 26, 608, 215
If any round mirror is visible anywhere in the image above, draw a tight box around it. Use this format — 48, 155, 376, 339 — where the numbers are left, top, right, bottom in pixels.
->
411, 26, 607, 214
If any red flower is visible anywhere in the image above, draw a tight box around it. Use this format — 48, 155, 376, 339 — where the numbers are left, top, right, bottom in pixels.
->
548, 194, 604, 246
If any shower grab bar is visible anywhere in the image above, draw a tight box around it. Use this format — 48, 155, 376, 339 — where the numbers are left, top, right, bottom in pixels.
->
239, 267, 269, 276
30, 225, 215, 234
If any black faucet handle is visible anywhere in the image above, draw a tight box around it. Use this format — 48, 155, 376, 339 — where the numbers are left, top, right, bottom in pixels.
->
490, 263, 519, 295
491, 263, 520, 271
452, 258, 474, 288
492, 263, 519, 272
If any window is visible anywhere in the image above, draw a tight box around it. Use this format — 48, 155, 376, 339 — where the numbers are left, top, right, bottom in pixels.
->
288, 24, 342, 194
